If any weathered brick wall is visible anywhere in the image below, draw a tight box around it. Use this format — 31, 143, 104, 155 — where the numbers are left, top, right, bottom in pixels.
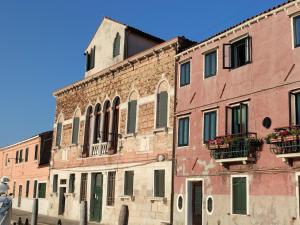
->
52, 45, 177, 169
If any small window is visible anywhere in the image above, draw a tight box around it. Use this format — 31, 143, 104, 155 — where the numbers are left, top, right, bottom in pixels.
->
223, 36, 252, 69
156, 91, 168, 128
26, 180, 30, 198
291, 92, 300, 125
154, 170, 165, 197
127, 100, 137, 134
178, 117, 189, 147
204, 111, 217, 143
231, 104, 248, 135
107, 171, 116, 206
69, 174, 75, 193
86, 46, 96, 71
232, 176, 247, 215
56, 122, 63, 147
72, 117, 80, 144
53, 174, 58, 193
80, 173, 88, 202
33, 180, 37, 198
206, 196, 213, 215
60, 179, 67, 185
294, 16, 300, 48
113, 33, 121, 57
204, 50, 217, 78
15, 151, 19, 164
177, 195, 183, 212
34, 145, 38, 160
25, 148, 29, 162
38, 183, 46, 198
180, 62, 190, 87
19, 149, 23, 163
124, 171, 134, 196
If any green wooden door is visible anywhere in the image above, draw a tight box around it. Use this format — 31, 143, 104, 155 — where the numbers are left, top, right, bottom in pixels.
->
192, 182, 202, 225
90, 173, 103, 222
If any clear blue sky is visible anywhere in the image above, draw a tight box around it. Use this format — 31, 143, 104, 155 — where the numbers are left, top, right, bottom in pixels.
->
0, 0, 285, 147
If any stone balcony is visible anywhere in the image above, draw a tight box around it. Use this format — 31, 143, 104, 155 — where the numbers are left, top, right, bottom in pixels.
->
90, 142, 109, 156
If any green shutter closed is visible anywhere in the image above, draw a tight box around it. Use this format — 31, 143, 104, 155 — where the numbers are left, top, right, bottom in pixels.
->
127, 100, 137, 134
156, 92, 168, 128
154, 170, 165, 197
56, 123, 62, 147
233, 177, 247, 214
72, 117, 80, 144
124, 171, 134, 196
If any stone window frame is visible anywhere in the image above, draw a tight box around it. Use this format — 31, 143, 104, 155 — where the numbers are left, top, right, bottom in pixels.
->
230, 174, 249, 216
154, 78, 171, 131
206, 195, 214, 215
290, 11, 300, 49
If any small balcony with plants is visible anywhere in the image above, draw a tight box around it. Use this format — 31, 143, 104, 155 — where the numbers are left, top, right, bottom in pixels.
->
206, 133, 263, 165
266, 125, 300, 163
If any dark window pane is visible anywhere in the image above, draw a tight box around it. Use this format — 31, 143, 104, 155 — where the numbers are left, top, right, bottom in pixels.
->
205, 51, 217, 78
296, 93, 300, 125
231, 37, 251, 69
180, 62, 190, 87
53, 174, 58, 193
294, 16, 300, 47
124, 171, 134, 196
69, 174, 75, 193
34, 145, 38, 160
156, 91, 168, 128
72, 117, 80, 144
204, 111, 217, 143
107, 171, 116, 206
232, 177, 247, 215
127, 100, 137, 134
26, 181, 30, 198
56, 122, 62, 147
113, 33, 121, 57
33, 180, 37, 198
178, 117, 189, 147
25, 148, 29, 162
80, 173, 88, 202
38, 183, 46, 198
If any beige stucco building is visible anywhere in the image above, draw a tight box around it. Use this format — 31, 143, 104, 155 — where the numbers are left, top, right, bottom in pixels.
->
48, 17, 193, 224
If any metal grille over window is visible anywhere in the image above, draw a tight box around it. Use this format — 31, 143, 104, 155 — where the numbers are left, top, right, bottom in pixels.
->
107, 171, 116, 206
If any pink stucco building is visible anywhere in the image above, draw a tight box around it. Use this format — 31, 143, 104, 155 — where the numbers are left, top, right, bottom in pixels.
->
0, 131, 53, 215
173, 1, 300, 225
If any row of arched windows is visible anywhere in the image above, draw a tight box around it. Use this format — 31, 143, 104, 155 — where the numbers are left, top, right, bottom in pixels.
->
55, 80, 170, 156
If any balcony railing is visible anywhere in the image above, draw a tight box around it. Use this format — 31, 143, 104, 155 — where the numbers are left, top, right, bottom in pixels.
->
90, 142, 109, 156
266, 125, 300, 162
206, 133, 263, 165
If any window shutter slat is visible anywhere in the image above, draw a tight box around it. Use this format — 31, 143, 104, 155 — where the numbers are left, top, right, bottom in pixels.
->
223, 44, 232, 69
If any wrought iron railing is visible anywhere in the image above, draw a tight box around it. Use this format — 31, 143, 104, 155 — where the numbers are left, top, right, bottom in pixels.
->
207, 133, 262, 161
90, 142, 109, 156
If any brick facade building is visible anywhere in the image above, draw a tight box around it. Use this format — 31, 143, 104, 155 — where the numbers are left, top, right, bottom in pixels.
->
49, 17, 193, 224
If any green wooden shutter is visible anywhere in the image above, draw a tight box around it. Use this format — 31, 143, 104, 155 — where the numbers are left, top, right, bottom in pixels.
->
72, 117, 80, 144
157, 92, 168, 128
124, 171, 134, 196
127, 100, 137, 134
154, 170, 165, 197
233, 177, 247, 214
56, 123, 62, 147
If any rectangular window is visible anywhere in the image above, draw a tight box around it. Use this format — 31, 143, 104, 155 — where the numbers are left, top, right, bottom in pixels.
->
80, 173, 88, 202
232, 176, 247, 215
223, 36, 252, 69
86, 46, 96, 71
178, 117, 189, 147
13, 181, 16, 197
127, 100, 137, 134
15, 151, 19, 164
72, 117, 80, 144
204, 50, 217, 78
19, 149, 23, 163
154, 170, 165, 197
53, 174, 58, 193
156, 91, 168, 128
180, 61, 190, 87
69, 174, 75, 193
25, 148, 29, 162
34, 145, 38, 160
26, 180, 30, 197
124, 171, 134, 196
38, 183, 46, 198
56, 122, 63, 147
294, 15, 300, 48
33, 180, 37, 198
107, 171, 116, 206
231, 104, 248, 135
296, 93, 300, 125
203, 111, 217, 143
5, 154, 8, 166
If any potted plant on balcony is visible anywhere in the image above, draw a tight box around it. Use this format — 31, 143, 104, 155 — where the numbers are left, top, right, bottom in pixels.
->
265, 132, 279, 144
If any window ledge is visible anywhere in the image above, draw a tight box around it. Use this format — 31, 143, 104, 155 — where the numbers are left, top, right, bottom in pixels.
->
124, 133, 137, 139
119, 195, 135, 201
65, 193, 75, 197
148, 197, 167, 203
153, 127, 169, 134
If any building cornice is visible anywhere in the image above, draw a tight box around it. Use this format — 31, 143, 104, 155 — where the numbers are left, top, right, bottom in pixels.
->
53, 37, 181, 97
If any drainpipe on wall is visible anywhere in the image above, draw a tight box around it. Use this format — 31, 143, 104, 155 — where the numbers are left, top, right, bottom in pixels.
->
170, 42, 179, 225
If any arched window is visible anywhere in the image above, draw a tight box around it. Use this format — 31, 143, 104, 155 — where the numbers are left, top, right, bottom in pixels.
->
102, 101, 111, 142
93, 104, 101, 144
113, 33, 121, 57
72, 109, 81, 145
156, 81, 169, 128
111, 97, 120, 152
127, 91, 138, 134
83, 106, 93, 156
56, 114, 64, 147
